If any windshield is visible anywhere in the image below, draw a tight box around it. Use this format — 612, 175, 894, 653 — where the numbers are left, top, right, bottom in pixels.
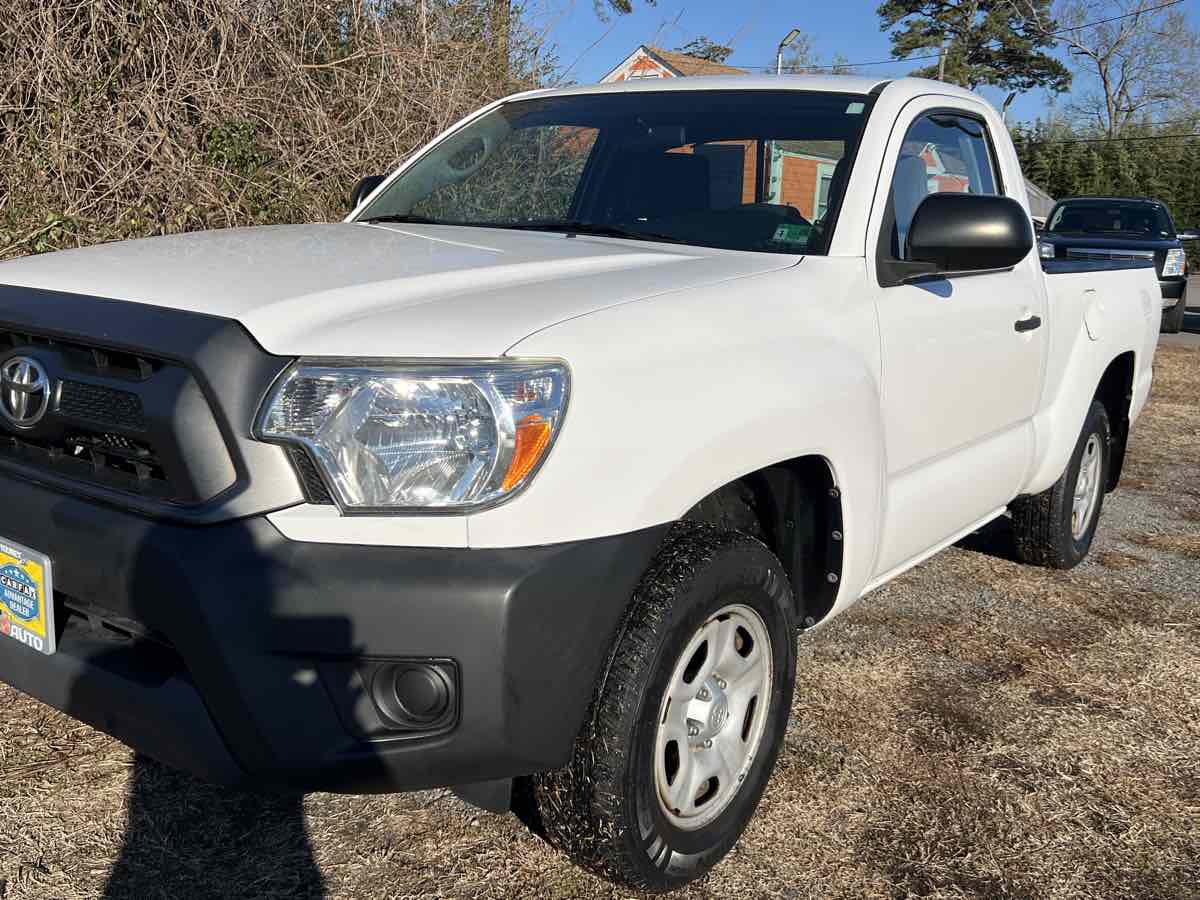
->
1046, 200, 1174, 239
356, 90, 874, 255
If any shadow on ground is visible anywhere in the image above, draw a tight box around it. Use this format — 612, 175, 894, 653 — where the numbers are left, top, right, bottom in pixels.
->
954, 514, 1019, 563
101, 756, 324, 900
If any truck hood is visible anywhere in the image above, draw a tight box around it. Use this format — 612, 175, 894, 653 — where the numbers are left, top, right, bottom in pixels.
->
0, 223, 797, 357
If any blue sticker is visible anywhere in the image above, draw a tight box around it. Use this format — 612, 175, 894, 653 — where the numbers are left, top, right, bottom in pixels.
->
0, 564, 39, 621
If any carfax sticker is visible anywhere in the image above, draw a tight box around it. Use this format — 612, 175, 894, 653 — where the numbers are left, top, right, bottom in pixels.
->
0, 538, 55, 655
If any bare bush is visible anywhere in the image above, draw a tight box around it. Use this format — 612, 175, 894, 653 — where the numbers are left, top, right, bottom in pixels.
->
0, 0, 551, 258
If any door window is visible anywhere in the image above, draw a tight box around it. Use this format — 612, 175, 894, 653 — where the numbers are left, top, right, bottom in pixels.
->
887, 113, 1000, 258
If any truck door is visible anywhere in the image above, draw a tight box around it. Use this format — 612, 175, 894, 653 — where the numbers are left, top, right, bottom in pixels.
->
868, 102, 1048, 577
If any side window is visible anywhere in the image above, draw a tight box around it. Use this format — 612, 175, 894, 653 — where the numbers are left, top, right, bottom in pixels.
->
888, 113, 999, 258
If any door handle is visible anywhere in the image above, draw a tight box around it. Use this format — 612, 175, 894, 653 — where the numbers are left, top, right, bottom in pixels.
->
1014, 314, 1042, 333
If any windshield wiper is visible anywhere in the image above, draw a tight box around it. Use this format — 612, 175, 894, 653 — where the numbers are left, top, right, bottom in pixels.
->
360, 216, 692, 246
357, 214, 445, 226
480, 220, 692, 245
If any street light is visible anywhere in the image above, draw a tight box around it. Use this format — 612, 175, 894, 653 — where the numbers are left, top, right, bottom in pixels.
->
1002, 91, 1018, 123
776, 28, 803, 75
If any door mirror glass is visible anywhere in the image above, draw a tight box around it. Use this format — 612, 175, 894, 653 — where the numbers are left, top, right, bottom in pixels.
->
906, 193, 1033, 276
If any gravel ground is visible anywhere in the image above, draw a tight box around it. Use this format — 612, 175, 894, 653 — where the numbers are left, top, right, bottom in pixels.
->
0, 341, 1196, 900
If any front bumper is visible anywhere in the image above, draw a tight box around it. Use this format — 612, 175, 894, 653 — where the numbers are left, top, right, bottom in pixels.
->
0, 472, 666, 793
1160, 278, 1186, 308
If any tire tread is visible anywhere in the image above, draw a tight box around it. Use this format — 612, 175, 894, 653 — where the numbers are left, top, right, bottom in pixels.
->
523, 522, 790, 891
1011, 400, 1109, 570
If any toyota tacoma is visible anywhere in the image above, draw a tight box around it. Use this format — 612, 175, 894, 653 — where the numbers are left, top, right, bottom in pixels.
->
0, 76, 1160, 891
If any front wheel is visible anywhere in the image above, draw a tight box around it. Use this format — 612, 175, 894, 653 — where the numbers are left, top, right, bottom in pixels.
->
1011, 400, 1111, 569
517, 523, 796, 892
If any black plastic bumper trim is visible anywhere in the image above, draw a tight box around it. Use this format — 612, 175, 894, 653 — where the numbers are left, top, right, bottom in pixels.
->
0, 470, 668, 793
1159, 279, 1186, 300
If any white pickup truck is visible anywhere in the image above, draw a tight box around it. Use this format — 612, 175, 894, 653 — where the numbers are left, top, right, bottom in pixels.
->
0, 76, 1159, 891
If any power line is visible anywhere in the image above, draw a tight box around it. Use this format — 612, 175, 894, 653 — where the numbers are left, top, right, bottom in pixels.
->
1028, 132, 1200, 144
1018, 115, 1200, 132
788, 53, 940, 71
1132, 115, 1200, 127
721, 0, 1191, 72
1043, 0, 1186, 37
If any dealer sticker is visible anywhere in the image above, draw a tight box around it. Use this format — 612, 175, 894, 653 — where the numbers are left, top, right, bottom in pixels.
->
771, 223, 812, 247
0, 538, 55, 655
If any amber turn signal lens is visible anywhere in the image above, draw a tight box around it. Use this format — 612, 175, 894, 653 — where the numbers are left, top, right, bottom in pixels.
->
502, 414, 552, 490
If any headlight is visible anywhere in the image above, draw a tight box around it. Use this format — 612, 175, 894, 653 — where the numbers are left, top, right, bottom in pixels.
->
1163, 248, 1186, 277
1038, 241, 1056, 260
257, 360, 569, 511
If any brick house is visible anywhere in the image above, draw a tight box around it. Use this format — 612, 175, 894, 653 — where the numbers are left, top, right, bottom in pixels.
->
600, 45, 748, 81
600, 47, 841, 219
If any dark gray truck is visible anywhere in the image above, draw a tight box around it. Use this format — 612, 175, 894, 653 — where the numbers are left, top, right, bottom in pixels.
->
1039, 196, 1194, 333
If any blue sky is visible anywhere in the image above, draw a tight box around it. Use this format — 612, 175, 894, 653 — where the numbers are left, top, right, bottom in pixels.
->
536, 0, 1195, 127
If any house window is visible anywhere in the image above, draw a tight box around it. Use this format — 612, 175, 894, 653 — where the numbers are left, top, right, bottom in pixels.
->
814, 162, 837, 220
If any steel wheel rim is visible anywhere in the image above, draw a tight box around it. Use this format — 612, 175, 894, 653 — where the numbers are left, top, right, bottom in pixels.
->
653, 602, 773, 831
1071, 433, 1103, 540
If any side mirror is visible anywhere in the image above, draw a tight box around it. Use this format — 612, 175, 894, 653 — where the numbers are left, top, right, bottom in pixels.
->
349, 175, 386, 211
906, 193, 1034, 277
1178, 229, 1200, 241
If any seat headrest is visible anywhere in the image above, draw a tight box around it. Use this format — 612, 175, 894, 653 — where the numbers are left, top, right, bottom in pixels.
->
621, 152, 712, 219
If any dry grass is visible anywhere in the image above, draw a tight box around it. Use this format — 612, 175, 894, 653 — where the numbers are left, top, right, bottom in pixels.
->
1, 343, 1197, 899
1128, 531, 1200, 560
0, 0, 549, 258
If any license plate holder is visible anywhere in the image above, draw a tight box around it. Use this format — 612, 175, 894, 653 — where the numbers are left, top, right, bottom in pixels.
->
0, 537, 55, 656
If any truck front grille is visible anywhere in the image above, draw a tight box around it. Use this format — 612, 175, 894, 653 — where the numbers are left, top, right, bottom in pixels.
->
1, 328, 160, 381
0, 283, 306, 523
0, 327, 230, 506
57, 380, 146, 431
1065, 247, 1155, 262
0, 430, 172, 499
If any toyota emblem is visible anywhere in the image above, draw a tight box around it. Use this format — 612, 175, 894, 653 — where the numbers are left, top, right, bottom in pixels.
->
1, 356, 51, 429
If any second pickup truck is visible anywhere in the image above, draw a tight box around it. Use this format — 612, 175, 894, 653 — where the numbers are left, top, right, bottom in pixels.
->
0, 75, 1160, 891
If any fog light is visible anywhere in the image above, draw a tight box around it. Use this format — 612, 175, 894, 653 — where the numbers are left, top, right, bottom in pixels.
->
371, 662, 455, 729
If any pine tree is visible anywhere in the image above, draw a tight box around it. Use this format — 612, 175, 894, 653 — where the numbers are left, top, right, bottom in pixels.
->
877, 0, 1071, 94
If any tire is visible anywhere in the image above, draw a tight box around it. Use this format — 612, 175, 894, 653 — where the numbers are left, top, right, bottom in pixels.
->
517, 523, 796, 892
1011, 400, 1111, 569
1161, 293, 1186, 334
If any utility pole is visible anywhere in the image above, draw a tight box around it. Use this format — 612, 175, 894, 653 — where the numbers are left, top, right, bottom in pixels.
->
937, 37, 947, 81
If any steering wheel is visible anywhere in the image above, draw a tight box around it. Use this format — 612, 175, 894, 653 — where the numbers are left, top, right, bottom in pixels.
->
733, 201, 812, 226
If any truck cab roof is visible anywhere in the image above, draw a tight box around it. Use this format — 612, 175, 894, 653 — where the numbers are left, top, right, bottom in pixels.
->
512, 74, 991, 111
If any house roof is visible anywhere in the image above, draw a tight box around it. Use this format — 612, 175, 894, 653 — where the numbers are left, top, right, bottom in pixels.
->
642, 46, 748, 78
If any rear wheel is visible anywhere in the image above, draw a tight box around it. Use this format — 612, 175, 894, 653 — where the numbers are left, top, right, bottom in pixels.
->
1011, 400, 1111, 569
516, 523, 796, 892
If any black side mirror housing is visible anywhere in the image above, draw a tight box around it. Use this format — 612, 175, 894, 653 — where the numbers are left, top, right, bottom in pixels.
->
350, 175, 387, 211
1178, 229, 1200, 242
906, 193, 1034, 277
